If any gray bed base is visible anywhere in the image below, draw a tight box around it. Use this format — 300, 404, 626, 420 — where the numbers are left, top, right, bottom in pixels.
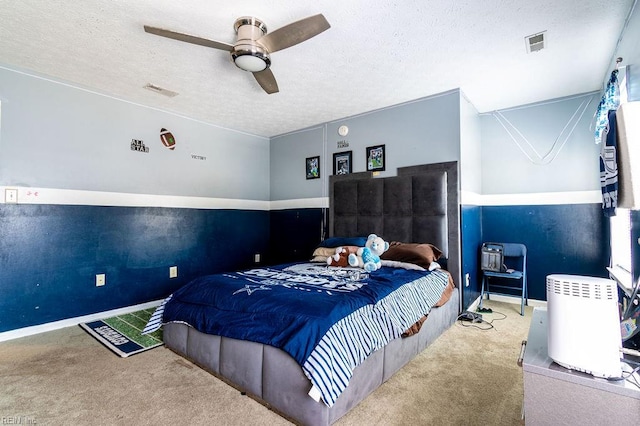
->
163, 287, 458, 426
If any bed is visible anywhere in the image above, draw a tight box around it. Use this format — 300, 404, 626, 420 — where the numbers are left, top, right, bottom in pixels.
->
155, 161, 461, 425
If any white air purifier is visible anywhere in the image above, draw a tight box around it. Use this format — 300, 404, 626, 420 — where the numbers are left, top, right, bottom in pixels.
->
546, 274, 622, 379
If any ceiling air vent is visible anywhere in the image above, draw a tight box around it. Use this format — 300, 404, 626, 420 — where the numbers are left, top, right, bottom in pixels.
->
143, 83, 179, 97
525, 31, 546, 53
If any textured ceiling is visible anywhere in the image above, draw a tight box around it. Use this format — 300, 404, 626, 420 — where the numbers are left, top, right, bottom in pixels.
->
0, 0, 635, 137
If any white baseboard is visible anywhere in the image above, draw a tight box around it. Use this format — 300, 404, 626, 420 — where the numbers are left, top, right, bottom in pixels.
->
467, 294, 546, 312
467, 296, 482, 312
0, 300, 163, 343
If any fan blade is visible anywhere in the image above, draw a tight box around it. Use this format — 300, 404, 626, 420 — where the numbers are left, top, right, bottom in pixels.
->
257, 14, 330, 53
253, 69, 279, 94
144, 25, 233, 51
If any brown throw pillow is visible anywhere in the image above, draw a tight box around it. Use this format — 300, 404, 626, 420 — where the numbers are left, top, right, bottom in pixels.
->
380, 242, 443, 268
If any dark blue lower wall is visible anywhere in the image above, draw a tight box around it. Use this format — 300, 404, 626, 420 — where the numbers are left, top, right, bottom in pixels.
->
253, 203, 612, 309
0, 201, 613, 333
0, 204, 269, 332
269, 208, 325, 265
461, 205, 482, 309
481, 203, 610, 301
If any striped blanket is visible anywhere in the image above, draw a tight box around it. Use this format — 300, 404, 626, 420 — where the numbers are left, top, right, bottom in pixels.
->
144, 262, 449, 407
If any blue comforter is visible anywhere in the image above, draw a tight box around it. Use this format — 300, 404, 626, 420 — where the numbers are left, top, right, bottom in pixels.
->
160, 263, 450, 406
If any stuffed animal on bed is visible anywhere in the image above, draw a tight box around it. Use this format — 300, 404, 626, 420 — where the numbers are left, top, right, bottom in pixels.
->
348, 234, 389, 272
326, 246, 356, 267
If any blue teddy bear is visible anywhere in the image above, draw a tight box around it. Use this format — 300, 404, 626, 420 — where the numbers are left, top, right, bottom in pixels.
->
348, 234, 389, 272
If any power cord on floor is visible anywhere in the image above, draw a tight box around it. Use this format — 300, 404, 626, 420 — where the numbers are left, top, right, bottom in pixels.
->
606, 361, 640, 390
625, 367, 640, 389
456, 309, 507, 331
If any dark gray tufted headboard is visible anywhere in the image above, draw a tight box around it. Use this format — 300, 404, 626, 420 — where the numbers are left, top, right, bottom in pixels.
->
329, 161, 460, 289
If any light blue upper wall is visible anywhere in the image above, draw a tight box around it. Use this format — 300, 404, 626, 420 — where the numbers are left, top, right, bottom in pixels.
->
0, 66, 270, 200
269, 90, 462, 201
326, 90, 461, 177
270, 126, 326, 201
627, 65, 640, 101
459, 91, 482, 195
480, 92, 602, 195
2, 62, 607, 203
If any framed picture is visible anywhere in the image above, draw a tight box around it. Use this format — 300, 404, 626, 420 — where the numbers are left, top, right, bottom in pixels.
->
333, 151, 352, 175
366, 144, 386, 172
306, 156, 320, 179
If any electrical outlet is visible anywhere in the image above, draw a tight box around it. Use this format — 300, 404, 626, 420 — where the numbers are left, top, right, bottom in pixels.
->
465, 273, 470, 287
96, 274, 106, 287
169, 266, 178, 278
5, 189, 18, 204
254, 253, 261, 263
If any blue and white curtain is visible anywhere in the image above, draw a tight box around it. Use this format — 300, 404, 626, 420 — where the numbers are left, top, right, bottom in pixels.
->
597, 70, 621, 217
594, 69, 620, 143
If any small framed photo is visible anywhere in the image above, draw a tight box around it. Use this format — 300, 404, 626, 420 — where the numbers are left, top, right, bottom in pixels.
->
333, 151, 352, 175
306, 156, 320, 179
366, 144, 385, 172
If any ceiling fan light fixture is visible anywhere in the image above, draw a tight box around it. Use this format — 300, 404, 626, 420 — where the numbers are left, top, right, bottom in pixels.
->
231, 17, 271, 72
232, 47, 271, 72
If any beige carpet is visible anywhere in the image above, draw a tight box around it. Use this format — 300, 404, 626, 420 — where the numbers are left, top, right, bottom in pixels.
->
0, 300, 532, 425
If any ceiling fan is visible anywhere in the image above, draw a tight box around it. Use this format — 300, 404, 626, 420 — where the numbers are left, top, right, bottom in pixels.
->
144, 14, 330, 94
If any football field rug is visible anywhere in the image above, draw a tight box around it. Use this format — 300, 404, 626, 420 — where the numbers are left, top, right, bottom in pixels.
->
79, 308, 163, 357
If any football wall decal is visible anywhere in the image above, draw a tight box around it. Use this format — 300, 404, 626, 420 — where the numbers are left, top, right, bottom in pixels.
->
160, 128, 176, 150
